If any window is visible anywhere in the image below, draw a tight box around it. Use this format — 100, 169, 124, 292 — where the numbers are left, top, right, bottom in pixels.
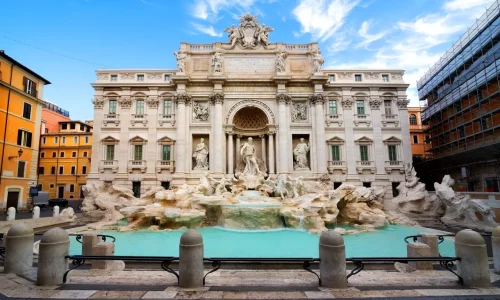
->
409, 114, 417, 125
83, 151, 88, 158
70, 123, 75, 130
388, 145, 397, 161
456, 102, 462, 113
85, 136, 89, 143
356, 100, 365, 115
384, 100, 392, 115
59, 166, 64, 174
51, 166, 56, 175
109, 99, 117, 114
54, 136, 59, 144
477, 90, 484, 101
82, 166, 87, 175
360, 145, 369, 161
50, 184, 54, 189
71, 166, 76, 175
328, 100, 337, 115
80, 124, 84, 131
331, 145, 340, 161
137, 74, 145, 82
60, 152, 65, 158
16, 130, 32, 147
45, 128, 48, 133
136, 99, 144, 114
38, 166, 44, 175
425, 135, 430, 144
106, 145, 115, 160
52, 151, 56, 158
134, 145, 143, 160
23, 102, 32, 119
23, 77, 37, 97
62, 123, 67, 130
355, 74, 362, 82
72, 151, 77, 158
458, 126, 465, 138
40, 152, 45, 158
481, 117, 489, 130
110, 74, 118, 81
163, 99, 172, 116
413, 135, 418, 144
74, 136, 78, 144
42, 137, 46, 144
38, 184, 43, 191
162, 145, 171, 161
69, 184, 75, 193
329, 75, 335, 82
382, 74, 389, 82
62, 137, 66, 144
164, 75, 171, 82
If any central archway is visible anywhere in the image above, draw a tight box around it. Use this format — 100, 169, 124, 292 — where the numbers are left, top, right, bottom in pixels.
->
233, 107, 268, 130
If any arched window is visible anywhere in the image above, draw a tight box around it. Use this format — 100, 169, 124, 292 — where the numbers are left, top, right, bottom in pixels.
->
409, 114, 417, 125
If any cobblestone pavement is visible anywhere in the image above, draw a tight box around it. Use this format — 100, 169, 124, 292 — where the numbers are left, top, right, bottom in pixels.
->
1, 267, 500, 299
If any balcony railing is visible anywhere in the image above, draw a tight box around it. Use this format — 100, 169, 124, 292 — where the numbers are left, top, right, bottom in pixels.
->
156, 160, 175, 173
382, 114, 397, 120
327, 161, 346, 174
103, 114, 120, 127
385, 160, 404, 174
99, 160, 118, 173
325, 114, 343, 127
158, 114, 176, 127
132, 114, 145, 119
130, 114, 148, 127
105, 114, 119, 119
381, 114, 399, 127
160, 114, 173, 119
356, 160, 375, 174
128, 160, 146, 173
353, 114, 371, 127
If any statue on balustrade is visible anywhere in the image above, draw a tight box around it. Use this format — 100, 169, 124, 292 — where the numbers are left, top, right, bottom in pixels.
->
173, 51, 186, 73
312, 50, 324, 73
293, 138, 310, 170
193, 138, 209, 170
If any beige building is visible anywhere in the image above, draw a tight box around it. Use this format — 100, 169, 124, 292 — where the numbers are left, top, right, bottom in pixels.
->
87, 14, 411, 198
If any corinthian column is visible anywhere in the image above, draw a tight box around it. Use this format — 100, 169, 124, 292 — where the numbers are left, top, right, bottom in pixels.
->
310, 94, 327, 173
210, 92, 224, 175
260, 134, 267, 166
268, 132, 275, 174
276, 93, 290, 174
174, 93, 190, 174
227, 133, 234, 175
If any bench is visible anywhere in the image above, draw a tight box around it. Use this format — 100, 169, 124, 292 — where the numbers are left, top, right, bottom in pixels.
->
64, 255, 178, 283
346, 257, 462, 284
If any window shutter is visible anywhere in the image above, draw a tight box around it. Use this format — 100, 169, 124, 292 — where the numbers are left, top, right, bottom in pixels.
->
32, 82, 37, 97
23, 77, 27, 92
17, 129, 22, 145
26, 132, 32, 147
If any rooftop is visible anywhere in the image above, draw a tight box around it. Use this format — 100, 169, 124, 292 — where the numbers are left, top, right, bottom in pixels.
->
0, 50, 51, 84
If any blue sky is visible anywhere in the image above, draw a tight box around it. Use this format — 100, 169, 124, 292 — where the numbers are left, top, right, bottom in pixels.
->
0, 0, 494, 121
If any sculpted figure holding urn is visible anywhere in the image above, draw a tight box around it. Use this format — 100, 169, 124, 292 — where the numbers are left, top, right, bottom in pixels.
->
293, 138, 310, 170
193, 138, 209, 170
312, 50, 324, 73
173, 51, 186, 73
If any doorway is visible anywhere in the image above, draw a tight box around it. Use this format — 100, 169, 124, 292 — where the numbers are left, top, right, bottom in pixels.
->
6, 191, 20, 210
132, 182, 141, 198
161, 181, 170, 190
392, 182, 400, 197
57, 186, 65, 198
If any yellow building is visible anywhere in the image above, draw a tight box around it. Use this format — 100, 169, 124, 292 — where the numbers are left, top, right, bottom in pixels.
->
38, 121, 93, 199
0, 51, 50, 211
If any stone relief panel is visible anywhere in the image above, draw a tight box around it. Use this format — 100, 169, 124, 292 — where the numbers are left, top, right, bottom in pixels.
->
97, 73, 109, 80
147, 73, 162, 80
192, 101, 210, 122
120, 73, 134, 80
292, 102, 308, 122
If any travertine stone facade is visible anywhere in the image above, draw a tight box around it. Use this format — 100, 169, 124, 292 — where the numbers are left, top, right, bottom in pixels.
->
87, 14, 411, 198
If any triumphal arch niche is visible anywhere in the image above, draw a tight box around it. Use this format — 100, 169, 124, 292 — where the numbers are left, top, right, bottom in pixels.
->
171, 12, 327, 185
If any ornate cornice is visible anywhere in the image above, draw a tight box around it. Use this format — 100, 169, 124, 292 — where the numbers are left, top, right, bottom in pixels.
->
309, 93, 325, 105
276, 93, 291, 105
397, 99, 410, 109
91, 97, 104, 109
369, 98, 382, 110
341, 97, 354, 109
175, 92, 192, 104
119, 97, 132, 108
209, 92, 225, 104
146, 96, 159, 109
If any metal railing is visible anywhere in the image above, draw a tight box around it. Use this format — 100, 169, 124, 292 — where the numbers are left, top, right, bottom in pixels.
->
105, 114, 119, 119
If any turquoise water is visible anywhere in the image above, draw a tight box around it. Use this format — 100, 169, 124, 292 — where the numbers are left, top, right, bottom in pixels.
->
69, 225, 455, 258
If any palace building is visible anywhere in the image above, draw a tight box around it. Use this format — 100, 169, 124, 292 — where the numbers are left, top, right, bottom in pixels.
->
87, 13, 411, 199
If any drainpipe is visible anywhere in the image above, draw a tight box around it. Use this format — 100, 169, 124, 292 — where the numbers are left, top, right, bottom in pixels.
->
0, 62, 15, 186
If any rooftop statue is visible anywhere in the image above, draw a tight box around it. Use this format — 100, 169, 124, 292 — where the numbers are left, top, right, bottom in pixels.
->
223, 13, 274, 50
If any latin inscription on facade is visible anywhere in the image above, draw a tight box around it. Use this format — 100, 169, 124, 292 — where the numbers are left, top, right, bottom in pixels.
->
225, 57, 275, 73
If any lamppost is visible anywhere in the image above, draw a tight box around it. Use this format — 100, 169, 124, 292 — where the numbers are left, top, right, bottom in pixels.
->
8, 149, 23, 160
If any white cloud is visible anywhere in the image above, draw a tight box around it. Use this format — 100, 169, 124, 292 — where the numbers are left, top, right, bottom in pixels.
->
191, 23, 223, 37
191, 0, 257, 21
398, 14, 465, 37
356, 20, 389, 48
292, 0, 359, 42
327, 33, 351, 53
444, 0, 492, 11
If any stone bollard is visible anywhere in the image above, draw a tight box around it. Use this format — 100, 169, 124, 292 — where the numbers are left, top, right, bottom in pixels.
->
92, 242, 115, 269
82, 233, 99, 256
407, 242, 432, 270
7, 207, 16, 221
5, 224, 34, 276
179, 230, 204, 288
417, 233, 439, 257
37, 228, 69, 286
53, 205, 60, 217
32, 206, 40, 219
319, 230, 347, 288
492, 226, 500, 274
455, 229, 490, 287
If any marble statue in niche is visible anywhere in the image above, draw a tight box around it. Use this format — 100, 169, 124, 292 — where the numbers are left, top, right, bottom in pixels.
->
240, 137, 261, 175
212, 52, 223, 74
292, 102, 307, 121
312, 50, 324, 73
293, 138, 310, 170
276, 51, 287, 73
173, 51, 186, 73
193, 138, 209, 170
193, 102, 209, 121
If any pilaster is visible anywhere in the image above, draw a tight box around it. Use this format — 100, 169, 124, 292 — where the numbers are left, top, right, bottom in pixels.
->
276, 93, 291, 174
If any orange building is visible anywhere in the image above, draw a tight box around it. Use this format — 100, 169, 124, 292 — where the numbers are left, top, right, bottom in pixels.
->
41, 102, 70, 134
38, 121, 92, 199
408, 107, 432, 161
0, 51, 50, 211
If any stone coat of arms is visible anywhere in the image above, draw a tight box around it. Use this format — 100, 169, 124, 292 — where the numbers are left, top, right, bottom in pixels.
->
224, 13, 274, 50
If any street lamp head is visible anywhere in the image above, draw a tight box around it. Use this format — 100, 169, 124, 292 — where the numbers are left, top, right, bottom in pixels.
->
18, 149, 23, 158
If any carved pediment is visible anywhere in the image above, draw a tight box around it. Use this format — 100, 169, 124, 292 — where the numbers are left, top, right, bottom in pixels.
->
327, 136, 345, 144
129, 136, 148, 143
158, 136, 175, 144
355, 136, 373, 144
101, 136, 119, 143
383, 136, 402, 144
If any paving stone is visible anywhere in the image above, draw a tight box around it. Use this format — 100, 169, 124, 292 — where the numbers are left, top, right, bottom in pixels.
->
200, 291, 224, 299
89, 290, 147, 299
2, 288, 60, 299
246, 291, 305, 299
304, 291, 334, 299
222, 291, 248, 299
175, 290, 205, 299
142, 290, 178, 299
414, 288, 500, 296
50, 290, 98, 299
